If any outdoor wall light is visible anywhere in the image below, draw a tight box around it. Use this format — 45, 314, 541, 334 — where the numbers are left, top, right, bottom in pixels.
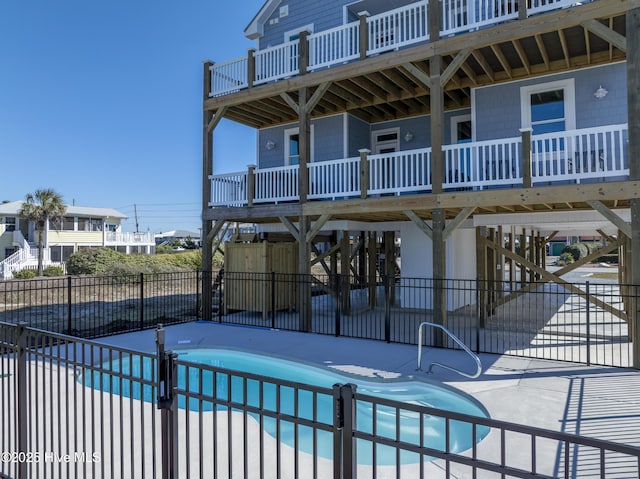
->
593, 85, 608, 100
404, 131, 414, 142
265, 140, 276, 150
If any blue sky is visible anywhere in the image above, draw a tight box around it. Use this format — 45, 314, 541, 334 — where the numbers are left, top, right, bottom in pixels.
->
0, 0, 264, 233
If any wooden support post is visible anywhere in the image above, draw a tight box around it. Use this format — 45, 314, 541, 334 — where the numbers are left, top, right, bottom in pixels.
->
529, 230, 536, 283
432, 210, 447, 346
518, 0, 528, 20
359, 149, 370, 199
201, 61, 215, 321
359, 12, 369, 60
247, 49, 255, 88
299, 87, 310, 203
368, 232, 377, 308
247, 165, 256, 207
520, 128, 533, 189
341, 231, 351, 314
476, 227, 487, 327
487, 228, 496, 315
384, 231, 396, 306
299, 30, 310, 75
430, 55, 444, 194
358, 231, 366, 284
628, 7, 640, 367
496, 226, 504, 300
428, 0, 441, 42
298, 215, 312, 332
519, 230, 526, 287
508, 229, 515, 290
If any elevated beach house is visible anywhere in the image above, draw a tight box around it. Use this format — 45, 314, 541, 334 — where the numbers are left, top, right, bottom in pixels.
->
0, 201, 155, 278
201, 0, 640, 364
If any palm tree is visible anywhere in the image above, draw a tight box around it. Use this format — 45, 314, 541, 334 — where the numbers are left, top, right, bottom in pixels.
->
18, 189, 66, 276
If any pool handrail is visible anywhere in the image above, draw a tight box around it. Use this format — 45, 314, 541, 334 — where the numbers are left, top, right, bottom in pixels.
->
417, 321, 482, 379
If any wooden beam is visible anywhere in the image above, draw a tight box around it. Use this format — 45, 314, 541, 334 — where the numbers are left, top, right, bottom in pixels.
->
311, 243, 340, 267
490, 241, 627, 320
311, 243, 332, 275
512, 39, 531, 75
490, 44, 512, 78
402, 63, 431, 89
443, 206, 475, 240
441, 48, 472, 87
279, 216, 300, 242
534, 34, 550, 70
471, 49, 495, 81
586, 200, 632, 238
404, 210, 433, 239
558, 29, 571, 69
207, 106, 228, 133
581, 19, 627, 52
206, 219, 226, 243
280, 92, 300, 114
306, 213, 331, 242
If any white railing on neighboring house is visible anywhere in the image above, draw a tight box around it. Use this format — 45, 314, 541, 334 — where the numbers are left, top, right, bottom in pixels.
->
105, 232, 155, 245
209, 124, 628, 207
254, 40, 300, 86
254, 164, 299, 203
209, 0, 592, 96
367, 1, 430, 55
309, 23, 360, 71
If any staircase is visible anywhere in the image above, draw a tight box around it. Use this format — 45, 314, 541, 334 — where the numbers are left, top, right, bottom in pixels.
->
0, 232, 51, 279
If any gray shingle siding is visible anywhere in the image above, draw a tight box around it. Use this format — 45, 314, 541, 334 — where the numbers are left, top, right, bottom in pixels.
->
258, 0, 353, 49
474, 63, 627, 141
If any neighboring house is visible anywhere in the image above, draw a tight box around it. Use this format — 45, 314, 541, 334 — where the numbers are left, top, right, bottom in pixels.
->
0, 201, 155, 279
201, 0, 638, 334
155, 230, 202, 247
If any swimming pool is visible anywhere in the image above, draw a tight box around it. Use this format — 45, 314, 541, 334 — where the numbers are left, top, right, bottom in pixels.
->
85, 347, 489, 466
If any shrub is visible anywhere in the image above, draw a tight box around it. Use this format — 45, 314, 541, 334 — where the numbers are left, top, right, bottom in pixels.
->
43, 265, 65, 277
66, 248, 124, 275
561, 243, 589, 261
13, 269, 37, 279
557, 252, 575, 266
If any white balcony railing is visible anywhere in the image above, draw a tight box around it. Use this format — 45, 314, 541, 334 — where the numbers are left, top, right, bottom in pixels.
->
254, 164, 299, 203
209, 124, 628, 207
209, 0, 592, 97
253, 40, 300, 86
105, 232, 155, 245
531, 123, 628, 185
369, 148, 433, 195
308, 157, 360, 199
366, 2, 430, 55
309, 22, 360, 71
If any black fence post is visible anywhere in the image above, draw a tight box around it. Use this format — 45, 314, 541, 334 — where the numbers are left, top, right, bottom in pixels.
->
139, 272, 145, 331
586, 281, 591, 366
17, 322, 28, 479
384, 275, 391, 343
217, 272, 223, 322
67, 275, 73, 334
340, 384, 357, 479
156, 325, 178, 479
335, 274, 341, 337
195, 271, 201, 320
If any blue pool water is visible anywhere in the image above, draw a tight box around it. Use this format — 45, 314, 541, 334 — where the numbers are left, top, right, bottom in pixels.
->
85, 348, 489, 465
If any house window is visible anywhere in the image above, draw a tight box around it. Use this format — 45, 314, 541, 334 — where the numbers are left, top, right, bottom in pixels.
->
520, 79, 575, 133
78, 217, 103, 231
372, 128, 400, 154
4, 217, 16, 232
284, 126, 314, 165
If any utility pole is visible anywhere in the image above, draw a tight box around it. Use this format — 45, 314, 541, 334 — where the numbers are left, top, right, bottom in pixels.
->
134, 204, 140, 233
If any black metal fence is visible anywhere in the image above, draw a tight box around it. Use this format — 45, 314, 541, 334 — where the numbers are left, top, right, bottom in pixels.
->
218, 273, 636, 368
0, 271, 636, 367
0, 272, 201, 338
1, 323, 639, 479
